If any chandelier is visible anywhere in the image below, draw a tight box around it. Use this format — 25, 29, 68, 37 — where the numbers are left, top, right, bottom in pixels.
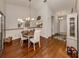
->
17, 0, 34, 23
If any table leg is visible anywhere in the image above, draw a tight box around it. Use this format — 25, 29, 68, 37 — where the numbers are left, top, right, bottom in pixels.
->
28, 37, 30, 48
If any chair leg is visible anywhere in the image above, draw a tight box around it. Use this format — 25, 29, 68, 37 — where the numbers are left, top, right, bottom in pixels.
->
33, 43, 35, 51
28, 39, 30, 48
21, 40, 23, 46
39, 41, 40, 47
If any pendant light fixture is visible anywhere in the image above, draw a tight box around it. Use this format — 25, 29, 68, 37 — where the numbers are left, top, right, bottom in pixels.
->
43, 0, 47, 3
29, 0, 31, 21
26, 0, 34, 21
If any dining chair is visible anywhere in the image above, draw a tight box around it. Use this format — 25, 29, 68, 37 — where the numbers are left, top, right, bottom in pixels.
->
20, 31, 28, 46
29, 30, 41, 51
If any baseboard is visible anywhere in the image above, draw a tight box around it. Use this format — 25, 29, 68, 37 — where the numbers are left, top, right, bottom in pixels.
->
4, 38, 21, 44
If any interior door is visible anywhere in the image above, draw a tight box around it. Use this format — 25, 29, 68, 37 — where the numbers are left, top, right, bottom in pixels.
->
0, 11, 5, 54
60, 17, 67, 33
51, 16, 54, 35
0, 13, 2, 54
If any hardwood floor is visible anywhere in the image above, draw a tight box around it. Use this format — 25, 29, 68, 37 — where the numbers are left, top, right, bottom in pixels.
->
1, 37, 70, 58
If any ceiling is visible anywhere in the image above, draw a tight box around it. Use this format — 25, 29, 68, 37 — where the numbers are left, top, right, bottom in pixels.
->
6, 0, 75, 13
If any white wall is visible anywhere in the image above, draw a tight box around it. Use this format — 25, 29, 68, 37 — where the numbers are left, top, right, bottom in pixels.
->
52, 9, 71, 35
77, 0, 79, 15
38, 2, 52, 38
6, 3, 38, 29
0, 0, 5, 14
6, 29, 22, 40
77, 0, 79, 51
6, 1, 72, 39
51, 16, 55, 35
5, 3, 39, 39
60, 16, 67, 33
53, 15, 59, 34
6, 4, 28, 29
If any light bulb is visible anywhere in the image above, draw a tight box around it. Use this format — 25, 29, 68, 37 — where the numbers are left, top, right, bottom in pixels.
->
31, 18, 34, 20
26, 18, 28, 20
28, 17, 30, 21
60, 17, 63, 20
17, 19, 22, 21
21, 20, 24, 23
17, 19, 21, 21
17, 19, 24, 22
